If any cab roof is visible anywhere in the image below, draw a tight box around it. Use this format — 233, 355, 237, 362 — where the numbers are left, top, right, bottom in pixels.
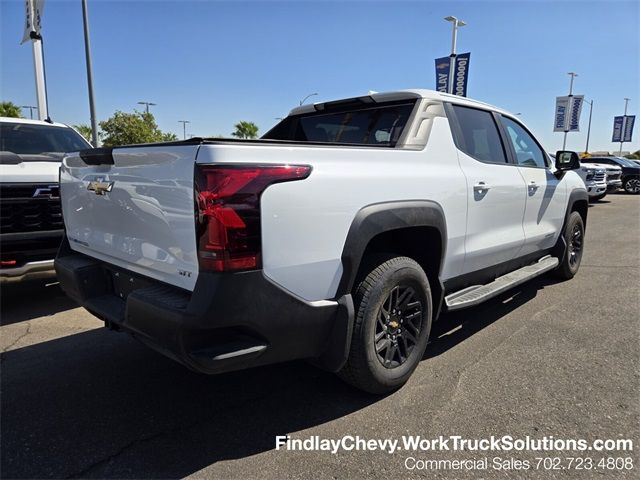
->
0, 116, 70, 128
289, 89, 514, 118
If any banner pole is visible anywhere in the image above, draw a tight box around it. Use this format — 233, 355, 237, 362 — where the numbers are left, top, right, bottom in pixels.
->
563, 72, 577, 150
31, 37, 48, 121
585, 100, 593, 153
82, 0, 99, 147
448, 22, 457, 94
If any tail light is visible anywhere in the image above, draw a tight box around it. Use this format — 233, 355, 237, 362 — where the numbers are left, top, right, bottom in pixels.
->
195, 164, 311, 272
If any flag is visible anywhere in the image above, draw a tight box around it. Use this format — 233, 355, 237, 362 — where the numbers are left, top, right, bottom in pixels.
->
452, 52, 471, 97
434, 57, 451, 93
554, 95, 583, 132
21, 0, 45, 44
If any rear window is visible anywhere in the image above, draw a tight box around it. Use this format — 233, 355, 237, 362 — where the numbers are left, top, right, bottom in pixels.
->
0, 122, 90, 157
263, 100, 416, 147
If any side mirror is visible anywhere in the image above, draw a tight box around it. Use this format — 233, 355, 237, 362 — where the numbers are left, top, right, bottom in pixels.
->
555, 150, 580, 171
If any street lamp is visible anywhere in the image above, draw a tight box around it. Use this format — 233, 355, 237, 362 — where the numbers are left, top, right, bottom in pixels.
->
178, 120, 191, 140
299, 93, 318, 106
21, 105, 38, 119
584, 99, 593, 154
137, 101, 156, 114
444, 16, 466, 94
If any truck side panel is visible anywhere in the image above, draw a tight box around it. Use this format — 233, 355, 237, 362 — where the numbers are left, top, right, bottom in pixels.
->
253, 118, 467, 301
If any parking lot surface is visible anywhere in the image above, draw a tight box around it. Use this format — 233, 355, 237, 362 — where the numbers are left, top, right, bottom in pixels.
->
1, 194, 639, 479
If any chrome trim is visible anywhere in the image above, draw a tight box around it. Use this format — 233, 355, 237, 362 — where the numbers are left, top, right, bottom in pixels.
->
0, 260, 56, 284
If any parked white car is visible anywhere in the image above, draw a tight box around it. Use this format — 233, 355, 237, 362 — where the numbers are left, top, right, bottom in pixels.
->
551, 154, 607, 201
55, 89, 588, 393
0, 117, 91, 283
583, 160, 623, 193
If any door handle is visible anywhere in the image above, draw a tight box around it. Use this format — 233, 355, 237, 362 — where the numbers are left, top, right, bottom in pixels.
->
473, 182, 490, 191
528, 181, 539, 190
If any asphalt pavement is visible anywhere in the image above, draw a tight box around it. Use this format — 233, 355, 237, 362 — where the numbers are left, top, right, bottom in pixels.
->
1, 193, 638, 479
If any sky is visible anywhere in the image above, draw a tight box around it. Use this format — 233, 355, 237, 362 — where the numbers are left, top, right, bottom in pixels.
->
1, 0, 639, 153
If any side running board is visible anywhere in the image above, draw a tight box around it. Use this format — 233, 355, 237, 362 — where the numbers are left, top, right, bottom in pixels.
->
445, 255, 559, 311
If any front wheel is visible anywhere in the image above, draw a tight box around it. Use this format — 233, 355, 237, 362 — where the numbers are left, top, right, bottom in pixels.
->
338, 256, 432, 394
623, 177, 640, 194
554, 211, 585, 280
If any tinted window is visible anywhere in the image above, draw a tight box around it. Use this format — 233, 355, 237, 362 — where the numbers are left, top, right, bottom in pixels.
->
0, 123, 90, 157
263, 101, 415, 147
500, 117, 547, 168
451, 105, 507, 163
584, 158, 613, 165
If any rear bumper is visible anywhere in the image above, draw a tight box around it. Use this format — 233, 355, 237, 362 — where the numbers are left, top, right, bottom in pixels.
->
0, 259, 56, 284
54, 239, 353, 375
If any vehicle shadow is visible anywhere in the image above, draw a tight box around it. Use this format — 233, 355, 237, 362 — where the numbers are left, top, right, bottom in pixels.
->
425, 274, 562, 359
1, 275, 561, 479
0, 281, 78, 326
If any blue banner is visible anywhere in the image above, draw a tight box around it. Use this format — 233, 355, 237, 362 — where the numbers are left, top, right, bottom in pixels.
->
568, 95, 583, 131
623, 115, 635, 142
434, 56, 451, 93
452, 52, 471, 97
612, 116, 624, 142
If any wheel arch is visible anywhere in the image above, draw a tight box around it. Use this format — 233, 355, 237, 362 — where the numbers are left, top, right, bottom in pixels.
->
336, 200, 447, 319
553, 188, 588, 261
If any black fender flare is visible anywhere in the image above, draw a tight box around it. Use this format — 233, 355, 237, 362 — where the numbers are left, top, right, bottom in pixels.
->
335, 200, 447, 299
565, 188, 589, 228
553, 188, 589, 260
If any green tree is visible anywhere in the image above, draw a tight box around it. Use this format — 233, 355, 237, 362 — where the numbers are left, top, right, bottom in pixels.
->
0, 101, 23, 118
161, 131, 179, 142
99, 111, 177, 146
231, 121, 259, 139
624, 150, 640, 160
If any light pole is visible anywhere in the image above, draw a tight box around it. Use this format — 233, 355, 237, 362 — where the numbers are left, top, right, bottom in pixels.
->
584, 99, 593, 154
299, 93, 318, 106
562, 72, 578, 150
137, 101, 156, 114
21, 105, 38, 119
619, 97, 631, 156
444, 16, 466, 94
178, 120, 191, 140
82, 0, 99, 147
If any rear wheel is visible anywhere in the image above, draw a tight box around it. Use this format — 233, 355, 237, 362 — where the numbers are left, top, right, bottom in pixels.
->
623, 177, 640, 194
554, 211, 584, 280
338, 256, 432, 394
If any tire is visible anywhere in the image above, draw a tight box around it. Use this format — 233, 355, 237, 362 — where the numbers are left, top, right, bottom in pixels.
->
554, 211, 585, 280
590, 193, 606, 202
338, 256, 432, 394
623, 177, 640, 194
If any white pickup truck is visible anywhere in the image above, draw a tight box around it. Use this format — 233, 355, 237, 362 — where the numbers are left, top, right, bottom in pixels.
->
55, 90, 588, 393
1, 117, 91, 283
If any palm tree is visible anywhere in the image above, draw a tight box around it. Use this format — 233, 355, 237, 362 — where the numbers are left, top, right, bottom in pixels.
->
73, 124, 94, 142
0, 102, 23, 118
232, 121, 259, 139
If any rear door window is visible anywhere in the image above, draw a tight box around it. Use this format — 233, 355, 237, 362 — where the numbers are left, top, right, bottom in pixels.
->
449, 105, 508, 164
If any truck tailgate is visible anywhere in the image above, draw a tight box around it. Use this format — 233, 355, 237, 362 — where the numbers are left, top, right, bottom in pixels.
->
60, 145, 200, 291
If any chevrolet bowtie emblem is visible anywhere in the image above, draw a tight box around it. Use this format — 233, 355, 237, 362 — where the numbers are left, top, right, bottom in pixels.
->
87, 180, 114, 195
